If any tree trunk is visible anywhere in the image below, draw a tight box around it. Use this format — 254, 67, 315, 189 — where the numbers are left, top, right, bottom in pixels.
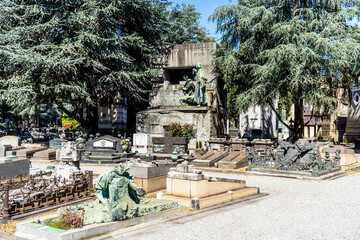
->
84, 103, 99, 134
293, 98, 304, 139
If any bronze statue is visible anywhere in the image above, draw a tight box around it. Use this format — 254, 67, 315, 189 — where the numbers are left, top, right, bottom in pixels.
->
180, 63, 208, 106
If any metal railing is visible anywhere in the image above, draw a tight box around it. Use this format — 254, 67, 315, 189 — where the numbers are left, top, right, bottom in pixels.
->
247, 148, 341, 177
0, 170, 93, 219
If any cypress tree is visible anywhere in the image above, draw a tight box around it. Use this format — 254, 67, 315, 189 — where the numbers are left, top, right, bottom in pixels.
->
212, 0, 360, 137
0, 0, 168, 132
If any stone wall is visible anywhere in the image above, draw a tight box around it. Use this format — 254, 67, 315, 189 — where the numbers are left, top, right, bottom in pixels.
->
136, 107, 219, 142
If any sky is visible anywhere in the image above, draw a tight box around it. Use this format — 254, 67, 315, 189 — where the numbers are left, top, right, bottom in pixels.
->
171, 0, 235, 41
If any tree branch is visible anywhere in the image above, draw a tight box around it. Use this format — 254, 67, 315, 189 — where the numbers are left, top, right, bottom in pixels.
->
267, 101, 292, 130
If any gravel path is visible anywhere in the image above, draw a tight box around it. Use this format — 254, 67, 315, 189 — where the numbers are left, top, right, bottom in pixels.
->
124, 171, 360, 240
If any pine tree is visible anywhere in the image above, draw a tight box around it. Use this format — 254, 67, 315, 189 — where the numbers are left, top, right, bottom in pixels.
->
211, 0, 360, 137
0, 0, 169, 132
164, 3, 214, 44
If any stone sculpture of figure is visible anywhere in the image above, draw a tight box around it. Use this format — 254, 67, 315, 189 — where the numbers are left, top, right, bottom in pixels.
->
278, 140, 332, 170
96, 162, 140, 208
67, 163, 178, 225
72, 162, 142, 224
194, 63, 207, 106
180, 75, 196, 105
180, 63, 208, 106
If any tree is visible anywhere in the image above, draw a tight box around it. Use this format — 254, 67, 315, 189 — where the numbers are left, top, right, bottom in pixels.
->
164, 3, 214, 44
0, 0, 169, 132
211, 0, 360, 138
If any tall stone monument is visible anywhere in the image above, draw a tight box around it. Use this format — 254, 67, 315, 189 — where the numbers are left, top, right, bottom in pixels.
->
136, 42, 226, 144
344, 84, 360, 142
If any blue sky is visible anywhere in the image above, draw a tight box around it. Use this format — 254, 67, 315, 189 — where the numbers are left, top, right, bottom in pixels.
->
171, 0, 234, 41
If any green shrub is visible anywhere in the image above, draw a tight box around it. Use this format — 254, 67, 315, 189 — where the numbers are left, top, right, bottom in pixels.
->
196, 141, 199, 149
164, 122, 195, 139
199, 141, 202, 149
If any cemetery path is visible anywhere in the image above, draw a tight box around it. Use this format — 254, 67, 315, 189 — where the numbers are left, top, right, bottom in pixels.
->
94, 170, 360, 240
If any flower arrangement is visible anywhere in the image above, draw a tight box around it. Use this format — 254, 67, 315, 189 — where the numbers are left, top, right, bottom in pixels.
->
121, 139, 129, 145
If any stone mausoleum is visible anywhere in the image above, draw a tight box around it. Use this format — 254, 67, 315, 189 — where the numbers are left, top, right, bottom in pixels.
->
344, 83, 360, 142
136, 42, 226, 145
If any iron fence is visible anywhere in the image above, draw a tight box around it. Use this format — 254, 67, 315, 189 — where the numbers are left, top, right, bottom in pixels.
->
247, 148, 341, 177
0, 170, 93, 219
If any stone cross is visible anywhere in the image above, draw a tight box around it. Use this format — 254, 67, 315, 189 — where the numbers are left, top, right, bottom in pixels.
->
152, 132, 188, 154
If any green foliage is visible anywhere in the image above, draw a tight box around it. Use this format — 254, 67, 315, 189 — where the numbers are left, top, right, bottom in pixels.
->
199, 141, 202, 149
0, 0, 170, 131
196, 141, 199, 149
212, 0, 360, 136
164, 122, 195, 139
164, 3, 214, 44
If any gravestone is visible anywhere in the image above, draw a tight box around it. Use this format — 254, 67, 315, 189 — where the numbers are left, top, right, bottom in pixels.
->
152, 132, 188, 154
0, 157, 30, 179
133, 133, 150, 154
49, 138, 67, 148
84, 135, 125, 164
0, 135, 21, 147
0, 144, 14, 157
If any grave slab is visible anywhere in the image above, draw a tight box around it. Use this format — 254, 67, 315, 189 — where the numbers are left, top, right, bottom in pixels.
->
217, 152, 248, 169
192, 151, 229, 167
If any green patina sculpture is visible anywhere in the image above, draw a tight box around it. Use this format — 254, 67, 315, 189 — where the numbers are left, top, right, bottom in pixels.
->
180, 63, 208, 106
71, 162, 177, 225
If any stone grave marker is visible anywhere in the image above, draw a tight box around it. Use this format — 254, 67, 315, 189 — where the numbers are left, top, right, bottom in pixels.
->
0, 157, 30, 179
133, 133, 150, 154
152, 132, 188, 154
84, 135, 125, 164
0, 135, 21, 147
0, 144, 14, 157
49, 138, 67, 148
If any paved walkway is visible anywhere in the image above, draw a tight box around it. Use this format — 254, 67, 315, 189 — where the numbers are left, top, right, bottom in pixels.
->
94, 171, 360, 240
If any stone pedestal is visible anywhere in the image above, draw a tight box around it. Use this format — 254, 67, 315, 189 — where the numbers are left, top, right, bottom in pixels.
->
160, 161, 259, 209
128, 160, 176, 194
